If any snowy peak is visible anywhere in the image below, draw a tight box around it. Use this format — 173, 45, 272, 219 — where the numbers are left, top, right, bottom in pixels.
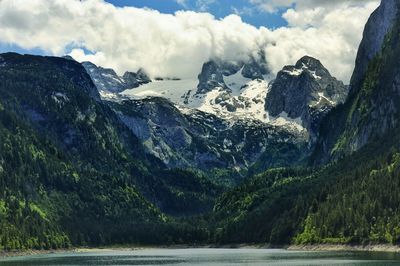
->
281, 56, 329, 81
183, 58, 272, 123
295, 56, 328, 75
265, 56, 348, 137
196, 54, 270, 95
82, 62, 151, 95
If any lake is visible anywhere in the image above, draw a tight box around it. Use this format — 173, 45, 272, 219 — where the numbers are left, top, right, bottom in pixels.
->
1, 248, 400, 265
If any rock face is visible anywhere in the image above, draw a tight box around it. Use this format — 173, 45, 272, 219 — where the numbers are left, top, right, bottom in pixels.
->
196, 56, 270, 95
185, 56, 272, 122
312, 0, 400, 164
123, 68, 151, 88
85, 53, 347, 173
349, 0, 397, 95
81, 49, 348, 173
82, 62, 151, 94
265, 56, 347, 138
241, 54, 269, 80
109, 97, 307, 173
196, 61, 231, 94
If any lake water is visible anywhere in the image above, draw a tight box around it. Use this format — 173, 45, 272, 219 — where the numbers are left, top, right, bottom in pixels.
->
1, 248, 400, 265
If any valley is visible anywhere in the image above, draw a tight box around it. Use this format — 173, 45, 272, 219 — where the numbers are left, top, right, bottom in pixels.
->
0, 0, 399, 253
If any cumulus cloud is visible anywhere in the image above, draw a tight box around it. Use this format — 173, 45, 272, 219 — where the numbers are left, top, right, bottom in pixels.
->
263, 1, 380, 81
0, 0, 379, 83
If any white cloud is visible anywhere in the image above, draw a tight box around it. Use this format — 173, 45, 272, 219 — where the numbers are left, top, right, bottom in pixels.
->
0, 0, 380, 83
262, 1, 380, 81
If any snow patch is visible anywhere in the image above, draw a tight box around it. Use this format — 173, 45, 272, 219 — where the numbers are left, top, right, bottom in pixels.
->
318, 92, 335, 105
122, 79, 197, 103
310, 70, 322, 80
223, 67, 251, 95
270, 111, 305, 132
283, 68, 303, 76
186, 79, 270, 123
310, 92, 336, 108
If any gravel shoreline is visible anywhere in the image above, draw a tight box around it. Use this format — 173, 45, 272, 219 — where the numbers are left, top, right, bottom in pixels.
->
288, 244, 400, 253
2, 244, 400, 258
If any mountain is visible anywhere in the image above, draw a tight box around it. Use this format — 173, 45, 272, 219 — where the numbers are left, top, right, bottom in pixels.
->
82, 61, 151, 95
188, 58, 272, 121
349, 0, 397, 96
83, 54, 345, 176
210, 0, 400, 246
108, 97, 307, 181
265, 56, 347, 139
119, 56, 273, 123
196, 60, 232, 94
81, 56, 309, 175
84, 53, 346, 174
312, 0, 399, 163
0, 52, 219, 249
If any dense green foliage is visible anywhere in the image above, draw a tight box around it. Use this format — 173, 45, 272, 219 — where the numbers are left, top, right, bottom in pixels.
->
0, 53, 215, 250
211, 128, 400, 245
295, 152, 400, 245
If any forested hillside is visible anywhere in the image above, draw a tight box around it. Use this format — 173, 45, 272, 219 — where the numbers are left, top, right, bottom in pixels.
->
0, 53, 214, 249
211, 126, 400, 245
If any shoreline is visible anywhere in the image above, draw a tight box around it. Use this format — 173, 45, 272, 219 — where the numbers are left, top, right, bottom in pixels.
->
2, 243, 400, 259
287, 244, 400, 253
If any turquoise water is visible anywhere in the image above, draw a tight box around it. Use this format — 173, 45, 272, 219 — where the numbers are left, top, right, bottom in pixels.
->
1, 248, 400, 265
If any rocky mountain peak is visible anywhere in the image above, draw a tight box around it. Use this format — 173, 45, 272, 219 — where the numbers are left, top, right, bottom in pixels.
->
196, 60, 230, 95
265, 56, 347, 138
122, 68, 151, 89
294, 56, 329, 77
196, 54, 270, 95
82, 62, 151, 95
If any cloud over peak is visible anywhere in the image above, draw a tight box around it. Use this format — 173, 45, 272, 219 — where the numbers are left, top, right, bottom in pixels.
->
0, 0, 379, 83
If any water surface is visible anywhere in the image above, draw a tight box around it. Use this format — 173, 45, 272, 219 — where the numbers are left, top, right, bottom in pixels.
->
1, 248, 400, 265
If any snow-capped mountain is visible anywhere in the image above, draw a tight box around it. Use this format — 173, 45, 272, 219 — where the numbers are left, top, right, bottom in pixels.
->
265, 56, 348, 139
108, 97, 307, 175
121, 57, 276, 125
83, 54, 347, 174
82, 61, 151, 95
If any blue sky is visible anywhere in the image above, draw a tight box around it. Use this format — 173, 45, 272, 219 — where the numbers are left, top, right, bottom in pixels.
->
106, 0, 288, 28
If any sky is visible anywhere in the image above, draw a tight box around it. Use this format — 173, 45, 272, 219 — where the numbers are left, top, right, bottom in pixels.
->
0, 0, 380, 83
106, 0, 288, 28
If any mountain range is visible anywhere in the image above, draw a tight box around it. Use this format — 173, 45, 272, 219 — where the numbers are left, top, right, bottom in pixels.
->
82, 52, 346, 176
0, 0, 399, 250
